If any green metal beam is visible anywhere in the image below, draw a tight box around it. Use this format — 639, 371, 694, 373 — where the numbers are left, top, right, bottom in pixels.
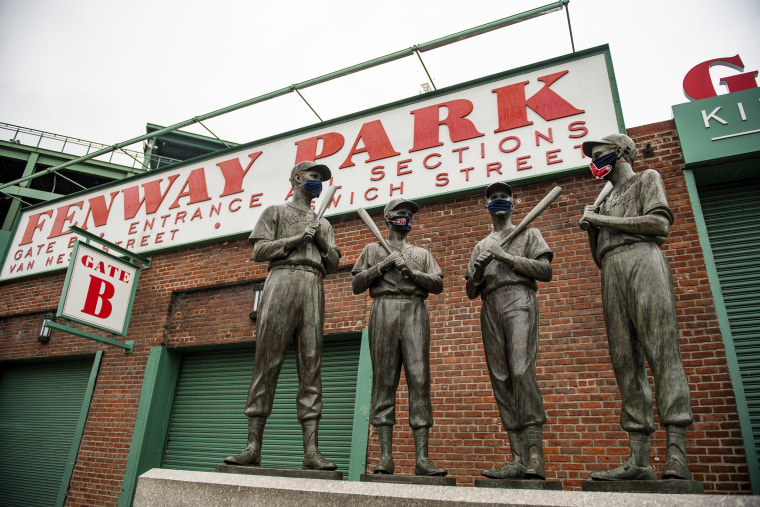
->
0, 1, 569, 195
44, 319, 134, 353
1, 185, 63, 201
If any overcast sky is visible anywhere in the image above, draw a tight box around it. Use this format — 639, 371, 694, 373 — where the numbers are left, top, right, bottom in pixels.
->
1, 0, 757, 150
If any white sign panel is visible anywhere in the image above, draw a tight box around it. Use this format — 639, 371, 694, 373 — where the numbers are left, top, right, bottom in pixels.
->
59, 242, 139, 335
1, 48, 621, 280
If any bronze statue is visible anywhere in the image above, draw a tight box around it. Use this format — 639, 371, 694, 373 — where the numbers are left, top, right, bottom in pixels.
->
225, 160, 341, 471
465, 182, 553, 480
352, 198, 447, 477
579, 134, 693, 481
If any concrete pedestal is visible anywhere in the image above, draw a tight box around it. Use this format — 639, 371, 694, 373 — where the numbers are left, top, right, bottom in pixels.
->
475, 478, 563, 490
582, 479, 704, 494
134, 468, 752, 507
360, 473, 455, 486
215, 463, 343, 481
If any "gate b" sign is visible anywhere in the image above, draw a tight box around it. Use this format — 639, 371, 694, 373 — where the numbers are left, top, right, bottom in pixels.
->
60, 241, 139, 335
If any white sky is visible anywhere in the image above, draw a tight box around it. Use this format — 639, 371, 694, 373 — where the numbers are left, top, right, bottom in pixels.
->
1, 0, 758, 149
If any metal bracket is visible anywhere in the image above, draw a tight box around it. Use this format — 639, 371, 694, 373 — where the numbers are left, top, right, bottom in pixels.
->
44, 318, 134, 353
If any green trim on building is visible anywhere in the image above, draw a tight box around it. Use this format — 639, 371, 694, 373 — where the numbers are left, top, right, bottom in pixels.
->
119, 347, 182, 507
348, 328, 372, 480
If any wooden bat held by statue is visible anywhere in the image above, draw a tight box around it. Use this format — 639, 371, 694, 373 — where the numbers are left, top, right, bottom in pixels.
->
474, 186, 563, 270
579, 181, 613, 231
356, 207, 392, 254
314, 185, 338, 220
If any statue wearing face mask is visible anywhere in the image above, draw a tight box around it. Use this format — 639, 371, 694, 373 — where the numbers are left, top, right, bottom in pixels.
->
351, 198, 447, 477
580, 134, 693, 482
465, 182, 553, 481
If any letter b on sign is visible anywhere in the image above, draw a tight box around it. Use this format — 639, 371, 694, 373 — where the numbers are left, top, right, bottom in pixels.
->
81, 275, 115, 319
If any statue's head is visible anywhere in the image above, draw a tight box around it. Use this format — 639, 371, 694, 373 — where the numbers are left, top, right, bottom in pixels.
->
485, 181, 514, 215
384, 198, 419, 233
582, 134, 637, 180
290, 161, 331, 197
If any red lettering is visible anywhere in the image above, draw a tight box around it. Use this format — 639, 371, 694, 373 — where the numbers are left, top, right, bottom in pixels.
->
397, 159, 412, 176
339, 120, 400, 169
19, 210, 54, 245
370, 166, 385, 182
294, 133, 344, 164
499, 136, 521, 153
82, 191, 119, 230
364, 188, 378, 201
423, 153, 441, 169
486, 162, 502, 177
48, 202, 84, 239
410, 100, 484, 152
452, 146, 469, 163
460, 167, 474, 181
568, 121, 588, 139
683, 55, 758, 100
516, 156, 532, 171
123, 174, 180, 219
169, 168, 212, 209
546, 149, 563, 165
493, 71, 584, 133
81, 275, 115, 319
535, 128, 553, 146
249, 193, 263, 208
390, 181, 404, 196
217, 152, 262, 197
435, 173, 449, 187
229, 198, 242, 212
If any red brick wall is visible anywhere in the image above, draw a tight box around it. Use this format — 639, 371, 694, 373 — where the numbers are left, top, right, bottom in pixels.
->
0, 120, 752, 504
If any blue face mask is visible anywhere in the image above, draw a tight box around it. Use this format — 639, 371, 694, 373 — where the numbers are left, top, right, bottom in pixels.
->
303, 179, 323, 196
387, 215, 413, 233
590, 151, 618, 180
487, 199, 513, 214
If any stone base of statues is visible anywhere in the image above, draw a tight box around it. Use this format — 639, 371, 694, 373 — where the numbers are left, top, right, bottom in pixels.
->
215, 463, 343, 481
582, 479, 704, 494
360, 473, 456, 487
474, 478, 562, 490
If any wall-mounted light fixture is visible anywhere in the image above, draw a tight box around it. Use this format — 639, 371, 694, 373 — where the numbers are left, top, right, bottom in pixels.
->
249, 282, 264, 321
38, 313, 55, 344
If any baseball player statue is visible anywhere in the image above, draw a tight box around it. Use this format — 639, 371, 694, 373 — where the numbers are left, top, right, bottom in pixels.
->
579, 134, 693, 481
465, 182, 553, 480
225, 161, 341, 471
351, 198, 447, 477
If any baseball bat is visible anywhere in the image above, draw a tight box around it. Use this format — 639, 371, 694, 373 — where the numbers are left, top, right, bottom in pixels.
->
474, 186, 563, 270
314, 185, 338, 220
501, 185, 563, 247
356, 207, 392, 254
579, 181, 613, 231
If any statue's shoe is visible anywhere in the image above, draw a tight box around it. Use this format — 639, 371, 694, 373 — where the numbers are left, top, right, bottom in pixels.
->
590, 460, 655, 481
223, 446, 261, 466
373, 456, 395, 474
415, 458, 447, 476
524, 458, 546, 480
303, 450, 337, 471
662, 458, 691, 480
482, 462, 526, 480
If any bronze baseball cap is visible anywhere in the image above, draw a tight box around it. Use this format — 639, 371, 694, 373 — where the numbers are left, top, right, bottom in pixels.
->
290, 160, 332, 182
581, 134, 637, 161
384, 198, 419, 217
485, 182, 512, 198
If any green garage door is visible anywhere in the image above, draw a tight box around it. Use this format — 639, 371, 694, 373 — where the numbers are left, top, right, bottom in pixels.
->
161, 335, 362, 472
700, 177, 760, 469
0, 357, 100, 507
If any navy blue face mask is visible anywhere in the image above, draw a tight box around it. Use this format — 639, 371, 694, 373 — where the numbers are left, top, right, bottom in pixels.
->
303, 179, 323, 196
387, 215, 413, 233
590, 151, 618, 180
487, 199, 513, 214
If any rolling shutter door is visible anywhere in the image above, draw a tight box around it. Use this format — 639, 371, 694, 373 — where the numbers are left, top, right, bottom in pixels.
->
161, 335, 361, 472
699, 178, 760, 466
0, 359, 94, 507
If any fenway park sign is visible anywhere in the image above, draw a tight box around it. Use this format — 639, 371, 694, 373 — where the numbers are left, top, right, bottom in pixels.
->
2, 47, 621, 280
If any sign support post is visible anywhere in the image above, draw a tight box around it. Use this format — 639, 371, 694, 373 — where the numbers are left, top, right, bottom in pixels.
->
46, 226, 151, 353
